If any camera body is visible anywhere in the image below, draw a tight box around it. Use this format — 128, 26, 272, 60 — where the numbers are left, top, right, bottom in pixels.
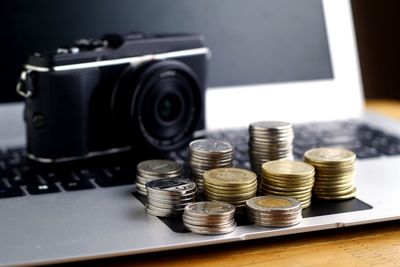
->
18, 33, 209, 162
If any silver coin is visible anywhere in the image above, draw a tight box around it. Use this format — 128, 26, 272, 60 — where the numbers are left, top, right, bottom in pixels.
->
249, 133, 294, 140
249, 217, 302, 227
182, 214, 234, 227
184, 201, 236, 217
249, 121, 292, 131
184, 221, 237, 235
147, 199, 193, 210
146, 207, 182, 218
147, 190, 197, 201
146, 178, 196, 195
190, 161, 232, 169
137, 160, 183, 176
182, 212, 234, 223
189, 139, 234, 155
189, 151, 234, 162
249, 215, 302, 223
183, 218, 235, 229
147, 195, 196, 206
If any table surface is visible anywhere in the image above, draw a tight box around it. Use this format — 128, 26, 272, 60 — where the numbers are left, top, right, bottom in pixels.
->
59, 99, 400, 267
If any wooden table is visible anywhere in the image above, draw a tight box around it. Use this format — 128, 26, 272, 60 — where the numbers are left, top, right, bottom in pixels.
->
60, 99, 400, 267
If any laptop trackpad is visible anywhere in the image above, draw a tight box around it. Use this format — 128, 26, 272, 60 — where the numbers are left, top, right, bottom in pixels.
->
134, 194, 372, 233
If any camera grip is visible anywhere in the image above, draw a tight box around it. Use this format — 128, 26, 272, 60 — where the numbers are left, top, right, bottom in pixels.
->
26, 69, 100, 160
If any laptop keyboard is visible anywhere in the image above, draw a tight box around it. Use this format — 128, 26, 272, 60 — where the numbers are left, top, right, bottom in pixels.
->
1, 121, 400, 199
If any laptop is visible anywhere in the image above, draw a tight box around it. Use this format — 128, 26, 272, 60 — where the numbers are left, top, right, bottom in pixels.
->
2, 0, 400, 266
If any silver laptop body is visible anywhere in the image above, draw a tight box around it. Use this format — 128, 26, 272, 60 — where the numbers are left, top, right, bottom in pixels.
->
2, 0, 400, 266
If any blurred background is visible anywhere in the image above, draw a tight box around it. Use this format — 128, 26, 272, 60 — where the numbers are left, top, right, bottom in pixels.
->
352, 0, 400, 100
2, 0, 399, 102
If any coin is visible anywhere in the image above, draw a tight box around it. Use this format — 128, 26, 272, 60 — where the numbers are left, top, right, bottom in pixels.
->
183, 201, 237, 235
147, 178, 196, 194
189, 139, 234, 155
203, 168, 258, 209
203, 182, 258, 194
259, 160, 315, 208
145, 178, 197, 218
250, 121, 292, 131
203, 168, 257, 186
304, 147, 357, 201
136, 159, 183, 196
137, 160, 183, 176
189, 139, 234, 191
248, 121, 294, 179
304, 147, 356, 165
246, 196, 302, 227
183, 222, 237, 235
184, 201, 236, 217
262, 160, 315, 178
247, 195, 301, 211
315, 187, 357, 200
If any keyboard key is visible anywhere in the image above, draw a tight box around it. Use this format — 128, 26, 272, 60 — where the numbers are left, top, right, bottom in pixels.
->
26, 183, 60, 195
61, 179, 95, 191
0, 154, 14, 161
95, 168, 134, 187
5, 157, 27, 169
7, 171, 30, 187
0, 168, 16, 179
355, 146, 383, 159
379, 144, 400, 156
95, 176, 133, 187
6, 147, 27, 157
109, 166, 136, 179
0, 186, 25, 198
43, 172, 76, 182
0, 179, 25, 198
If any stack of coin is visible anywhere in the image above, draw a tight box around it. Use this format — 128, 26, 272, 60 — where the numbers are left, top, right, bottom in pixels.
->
146, 178, 196, 217
248, 121, 294, 178
259, 160, 315, 208
189, 139, 234, 191
304, 147, 357, 200
246, 196, 302, 227
136, 160, 183, 196
183, 201, 236, 235
203, 168, 257, 213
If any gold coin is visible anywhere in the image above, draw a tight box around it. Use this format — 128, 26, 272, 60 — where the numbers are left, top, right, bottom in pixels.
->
262, 179, 314, 191
204, 187, 257, 197
259, 186, 312, 199
304, 147, 356, 165
262, 160, 315, 178
315, 187, 357, 200
260, 181, 313, 192
204, 179, 258, 190
203, 184, 258, 195
203, 168, 257, 186
313, 165, 356, 174
262, 193, 311, 204
301, 200, 311, 209
315, 172, 355, 181
204, 191, 256, 202
262, 173, 315, 182
314, 185, 355, 195
206, 197, 248, 206
314, 183, 354, 192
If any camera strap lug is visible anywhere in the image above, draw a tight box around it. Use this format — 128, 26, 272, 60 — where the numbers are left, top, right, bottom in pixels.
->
16, 69, 34, 98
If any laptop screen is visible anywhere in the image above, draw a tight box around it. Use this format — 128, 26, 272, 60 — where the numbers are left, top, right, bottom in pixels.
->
2, 0, 332, 103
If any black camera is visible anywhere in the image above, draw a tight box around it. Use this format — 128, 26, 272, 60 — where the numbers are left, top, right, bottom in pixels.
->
17, 33, 209, 162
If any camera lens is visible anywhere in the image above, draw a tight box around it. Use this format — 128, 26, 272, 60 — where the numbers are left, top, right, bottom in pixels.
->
112, 60, 203, 152
157, 93, 182, 123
